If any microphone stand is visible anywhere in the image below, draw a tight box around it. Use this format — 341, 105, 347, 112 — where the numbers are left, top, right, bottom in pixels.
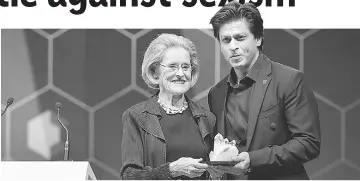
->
1, 104, 9, 116
57, 106, 69, 161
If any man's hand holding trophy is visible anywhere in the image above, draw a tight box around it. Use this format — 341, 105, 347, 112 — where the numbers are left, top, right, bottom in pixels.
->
206, 133, 248, 179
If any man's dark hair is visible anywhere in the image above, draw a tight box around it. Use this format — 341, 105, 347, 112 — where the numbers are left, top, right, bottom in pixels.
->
210, 1, 264, 50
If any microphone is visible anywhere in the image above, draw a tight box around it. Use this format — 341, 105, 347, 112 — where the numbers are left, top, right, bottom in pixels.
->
1, 97, 14, 116
55, 101, 70, 161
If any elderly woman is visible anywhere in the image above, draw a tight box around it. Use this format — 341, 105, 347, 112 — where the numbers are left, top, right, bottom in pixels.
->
120, 33, 216, 180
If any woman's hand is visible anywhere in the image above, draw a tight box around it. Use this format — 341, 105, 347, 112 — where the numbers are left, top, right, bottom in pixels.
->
169, 157, 208, 178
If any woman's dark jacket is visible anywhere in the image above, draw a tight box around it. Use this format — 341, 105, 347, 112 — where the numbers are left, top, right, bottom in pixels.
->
120, 95, 216, 180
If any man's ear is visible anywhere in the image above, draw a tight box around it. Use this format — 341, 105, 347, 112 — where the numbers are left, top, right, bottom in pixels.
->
256, 37, 262, 47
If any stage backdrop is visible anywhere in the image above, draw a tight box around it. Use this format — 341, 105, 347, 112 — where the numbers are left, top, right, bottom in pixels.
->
1, 29, 360, 180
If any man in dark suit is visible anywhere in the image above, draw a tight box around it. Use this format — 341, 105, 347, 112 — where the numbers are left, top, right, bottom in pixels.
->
207, 1, 321, 179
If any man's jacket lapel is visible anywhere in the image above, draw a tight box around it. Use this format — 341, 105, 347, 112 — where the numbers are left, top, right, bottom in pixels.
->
246, 55, 272, 150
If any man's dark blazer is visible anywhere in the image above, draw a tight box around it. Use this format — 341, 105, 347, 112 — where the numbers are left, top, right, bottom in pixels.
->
208, 53, 321, 179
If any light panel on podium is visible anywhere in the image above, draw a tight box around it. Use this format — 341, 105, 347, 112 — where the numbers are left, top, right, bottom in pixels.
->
0, 161, 96, 180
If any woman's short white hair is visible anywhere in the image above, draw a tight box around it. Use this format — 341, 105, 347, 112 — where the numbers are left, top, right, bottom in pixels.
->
141, 33, 200, 89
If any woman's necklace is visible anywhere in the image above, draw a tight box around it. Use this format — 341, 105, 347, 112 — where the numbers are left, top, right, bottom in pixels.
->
157, 97, 188, 115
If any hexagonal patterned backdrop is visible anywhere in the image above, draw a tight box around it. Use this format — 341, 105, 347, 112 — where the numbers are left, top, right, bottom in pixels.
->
1, 29, 360, 180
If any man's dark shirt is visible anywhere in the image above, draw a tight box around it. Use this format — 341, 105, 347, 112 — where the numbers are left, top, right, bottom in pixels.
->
226, 58, 262, 151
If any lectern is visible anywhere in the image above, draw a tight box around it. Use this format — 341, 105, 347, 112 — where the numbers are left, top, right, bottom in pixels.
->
0, 161, 97, 180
